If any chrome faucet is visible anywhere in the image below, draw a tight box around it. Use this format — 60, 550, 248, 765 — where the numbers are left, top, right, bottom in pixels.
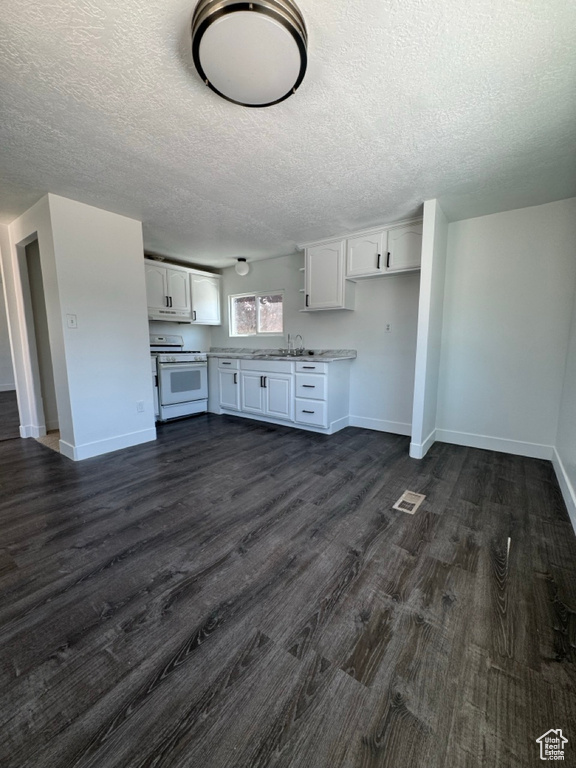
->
294, 334, 304, 353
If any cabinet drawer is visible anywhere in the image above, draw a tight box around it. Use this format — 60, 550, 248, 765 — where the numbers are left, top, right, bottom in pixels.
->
295, 361, 328, 374
218, 358, 239, 370
294, 399, 327, 428
295, 374, 326, 400
240, 359, 293, 373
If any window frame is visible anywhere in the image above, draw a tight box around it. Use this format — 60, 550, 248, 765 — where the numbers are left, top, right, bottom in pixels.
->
228, 290, 285, 337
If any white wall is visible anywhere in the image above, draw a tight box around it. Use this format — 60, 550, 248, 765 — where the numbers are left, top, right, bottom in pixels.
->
0, 269, 15, 391
149, 319, 211, 352
554, 291, 576, 530
47, 194, 156, 459
436, 198, 576, 458
410, 199, 448, 458
211, 253, 420, 433
2, 194, 156, 458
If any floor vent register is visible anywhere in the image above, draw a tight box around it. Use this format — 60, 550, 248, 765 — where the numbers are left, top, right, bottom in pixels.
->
393, 490, 426, 515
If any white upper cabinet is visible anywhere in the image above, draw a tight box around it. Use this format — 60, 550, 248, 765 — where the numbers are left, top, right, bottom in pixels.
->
166, 269, 191, 313
304, 240, 355, 311
386, 222, 423, 272
145, 258, 221, 324
191, 273, 221, 325
346, 230, 388, 278
302, 219, 422, 299
145, 261, 191, 321
145, 263, 168, 311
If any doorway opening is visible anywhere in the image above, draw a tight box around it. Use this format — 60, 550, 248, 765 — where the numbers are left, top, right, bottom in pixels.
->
20, 237, 60, 449
0, 269, 19, 441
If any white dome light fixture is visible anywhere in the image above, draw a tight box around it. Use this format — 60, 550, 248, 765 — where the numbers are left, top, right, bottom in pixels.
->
235, 257, 250, 276
191, 0, 307, 108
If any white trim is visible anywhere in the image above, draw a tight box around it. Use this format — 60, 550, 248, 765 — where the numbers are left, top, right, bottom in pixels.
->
409, 429, 436, 459
435, 429, 554, 460
58, 428, 157, 461
329, 415, 350, 433
348, 415, 411, 436
218, 410, 348, 435
0, 384, 16, 392
552, 447, 576, 535
19, 424, 45, 438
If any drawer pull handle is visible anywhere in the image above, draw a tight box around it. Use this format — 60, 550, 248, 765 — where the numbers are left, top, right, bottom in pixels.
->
302, 366, 316, 369
302, 409, 315, 414
222, 362, 231, 365
233, 373, 237, 384
302, 385, 315, 388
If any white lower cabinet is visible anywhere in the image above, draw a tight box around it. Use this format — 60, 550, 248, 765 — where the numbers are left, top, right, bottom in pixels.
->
218, 359, 240, 411
295, 399, 327, 428
240, 372, 265, 414
214, 357, 351, 434
219, 370, 240, 410
241, 369, 293, 421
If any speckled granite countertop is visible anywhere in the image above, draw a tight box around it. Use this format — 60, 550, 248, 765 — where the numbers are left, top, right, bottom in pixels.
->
207, 348, 357, 362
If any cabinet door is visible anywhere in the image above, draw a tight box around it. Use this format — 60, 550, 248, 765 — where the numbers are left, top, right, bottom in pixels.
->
219, 370, 240, 410
191, 274, 221, 324
386, 223, 423, 272
305, 241, 346, 309
240, 372, 265, 414
145, 264, 168, 311
167, 268, 191, 313
265, 373, 293, 421
346, 231, 387, 277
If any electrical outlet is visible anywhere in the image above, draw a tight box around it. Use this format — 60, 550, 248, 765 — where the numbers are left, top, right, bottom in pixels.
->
136, 401, 145, 413
385, 323, 391, 333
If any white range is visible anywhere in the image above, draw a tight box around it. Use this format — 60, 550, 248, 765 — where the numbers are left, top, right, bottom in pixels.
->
150, 334, 208, 422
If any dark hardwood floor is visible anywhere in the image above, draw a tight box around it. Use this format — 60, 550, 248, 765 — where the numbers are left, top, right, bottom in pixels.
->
1, 415, 575, 768
0, 390, 20, 442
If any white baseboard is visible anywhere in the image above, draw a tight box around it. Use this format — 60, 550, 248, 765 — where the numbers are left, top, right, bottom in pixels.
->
435, 429, 554, 460
0, 384, 16, 392
349, 415, 412, 436
410, 429, 436, 459
552, 447, 576, 535
329, 415, 350, 434
59, 428, 157, 461
20, 424, 46, 438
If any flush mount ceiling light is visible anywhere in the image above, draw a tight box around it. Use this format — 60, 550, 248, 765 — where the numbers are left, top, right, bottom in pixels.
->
191, 0, 307, 108
235, 257, 250, 275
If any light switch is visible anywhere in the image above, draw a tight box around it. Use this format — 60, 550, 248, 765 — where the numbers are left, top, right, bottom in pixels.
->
66, 314, 78, 329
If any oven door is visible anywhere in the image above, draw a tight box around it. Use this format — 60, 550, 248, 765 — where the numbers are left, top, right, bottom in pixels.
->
158, 362, 208, 406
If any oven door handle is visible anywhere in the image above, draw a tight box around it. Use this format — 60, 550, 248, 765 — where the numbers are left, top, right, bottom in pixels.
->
158, 363, 207, 370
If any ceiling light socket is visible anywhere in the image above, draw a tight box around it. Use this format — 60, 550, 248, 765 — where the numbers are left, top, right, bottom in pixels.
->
191, 0, 307, 108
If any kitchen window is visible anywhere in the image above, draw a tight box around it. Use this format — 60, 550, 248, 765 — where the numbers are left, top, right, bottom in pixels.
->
229, 291, 284, 336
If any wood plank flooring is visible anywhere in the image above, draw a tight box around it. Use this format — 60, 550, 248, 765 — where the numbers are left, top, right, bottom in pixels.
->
1, 414, 575, 768
0, 390, 19, 442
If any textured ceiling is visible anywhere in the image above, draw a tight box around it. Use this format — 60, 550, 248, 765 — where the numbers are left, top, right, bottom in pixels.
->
0, 0, 575, 268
